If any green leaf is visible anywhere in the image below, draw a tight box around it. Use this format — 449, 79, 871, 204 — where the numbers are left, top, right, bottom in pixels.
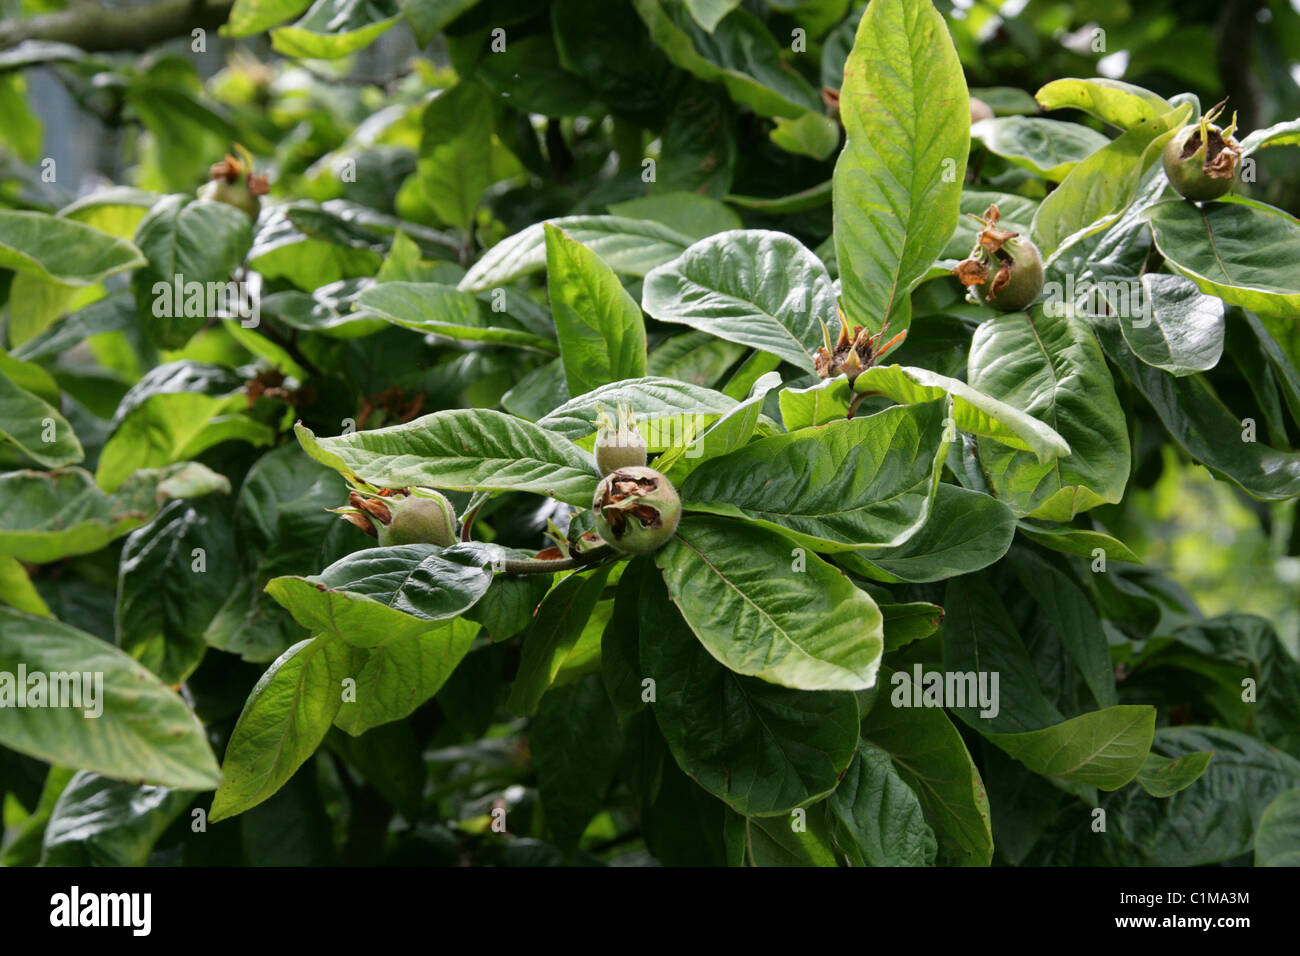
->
1137, 750, 1213, 797
851, 483, 1016, 583
129, 196, 254, 349
832, 0, 968, 334
335, 618, 479, 735
536, 376, 738, 448
0, 607, 221, 790
852, 364, 1071, 462
744, 808, 839, 866
1005, 548, 1118, 708
400, 0, 477, 45
1240, 119, 1300, 155
96, 392, 273, 493
680, 400, 948, 551
294, 410, 598, 506
770, 112, 841, 160
0, 556, 51, 616
641, 229, 836, 373
1014, 522, 1142, 565
0, 370, 82, 468
418, 81, 518, 231
862, 666, 992, 866
986, 706, 1155, 790
116, 498, 238, 684
828, 741, 937, 866
633, 0, 820, 118
224, 0, 313, 35
0, 209, 145, 286
641, 571, 859, 815
353, 281, 558, 352
971, 117, 1109, 181
41, 772, 192, 866
0, 463, 229, 564
1143, 197, 1300, 321
1035, 78, 1172, 130
939, 574, 1061, 734
648, 330, 747, 387
271, 0, 401, 58
265, 545, 493, 650
530, 674, 624, 852
209, 636, 362, 821
609, 192, 742, 241
880, 602, 944, 652
1255, 789, 1300, 866
544, 224, 648, 394
655, 516, 883, 690
507, 566, 613, 716
459, 216, 692, 293
1096, 316, 1300, 500
657, 371, 780, 481
0, 73, 41, 163
1030, 104, 1189, 260
1089, 727, 1300, 865
682, 0, 739, 32
1118, 272, 1225, 375
967, 307, 1129, 520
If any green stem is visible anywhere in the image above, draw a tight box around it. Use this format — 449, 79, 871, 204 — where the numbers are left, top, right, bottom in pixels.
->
501, 543, 618, 575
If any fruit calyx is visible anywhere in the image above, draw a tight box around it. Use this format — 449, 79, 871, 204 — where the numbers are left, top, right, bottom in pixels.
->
813, 308, 907, 385
1162, 99, 1242, 202
951, 203, 1044, 312
592, 466, 681, 555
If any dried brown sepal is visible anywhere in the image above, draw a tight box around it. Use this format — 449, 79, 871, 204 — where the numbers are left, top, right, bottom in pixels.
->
349, 491, 392, 527
988, 261, 1013, 300
210, 155, 242, 183
822, 86, 841, 121
951, 257, 990, 288
247, 174, 270, 196
340, 510, 378, 538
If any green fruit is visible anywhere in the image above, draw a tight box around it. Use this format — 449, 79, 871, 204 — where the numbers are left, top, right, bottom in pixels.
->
365, 490, 458, 547
982, 235, 1043, 312
594, 406, 647, 475
198, 179, 260, 220
1162, 119, 1241, 202
592, 466, 681, 555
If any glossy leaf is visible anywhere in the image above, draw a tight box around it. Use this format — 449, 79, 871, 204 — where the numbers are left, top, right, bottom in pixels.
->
1144, 197, 1300, 321
544, 224, 648, 394
0, 209, 145, 286
971, 117, 1109, 181
641, 571, 859, 815
832, 0, 968, 333
862, 666, 993, 866
210, 636, 363, 821
987, 706, 1156, 790
641, 229, 837, 372
967, 308, 1129, 520
295, 411, 599, 506
655, 516, 884, 690
0, 607, 221, 790
1035, 78, 1172, 129
459, 216, 692, 293
353, 281, 557, 352
681, 400, 947, 551
828, 741, 937, 866
0, 370, 82, 468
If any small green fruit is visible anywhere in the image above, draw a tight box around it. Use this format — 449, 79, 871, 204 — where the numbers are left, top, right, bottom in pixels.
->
1162, 109, 1242, 202
594, 404, 647, 476
198, 179, 260, 220
981, 235, 1043, 313
347, 489, 458, 547
592, 466, 680, 555
951, 204, 1044, 313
